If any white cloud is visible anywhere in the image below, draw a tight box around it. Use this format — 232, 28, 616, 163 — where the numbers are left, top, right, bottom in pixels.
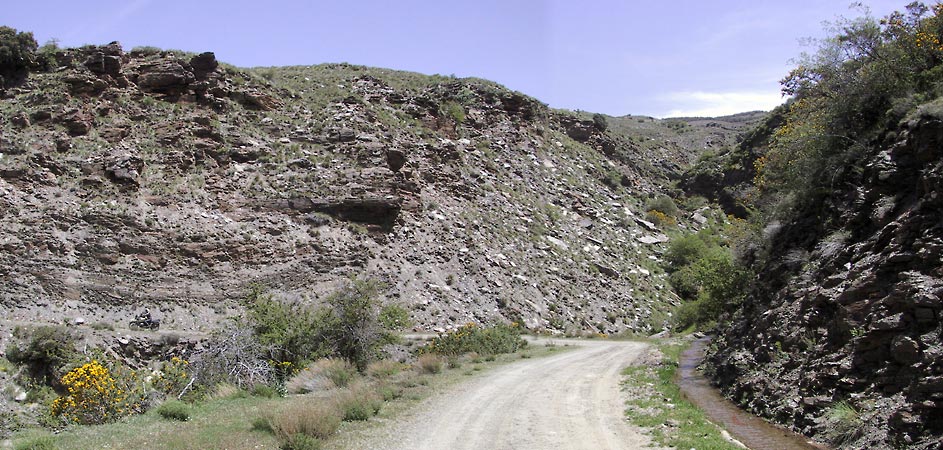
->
660, 91, 786, 118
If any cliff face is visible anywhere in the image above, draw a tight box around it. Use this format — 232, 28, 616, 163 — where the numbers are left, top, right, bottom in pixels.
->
706, 115, 943, 448
0, 43, 755, 341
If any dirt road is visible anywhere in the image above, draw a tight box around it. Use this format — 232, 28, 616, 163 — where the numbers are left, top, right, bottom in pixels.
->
347, 339, 658, 450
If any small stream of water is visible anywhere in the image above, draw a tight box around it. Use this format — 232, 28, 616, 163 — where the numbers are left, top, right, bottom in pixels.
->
678, 337, 828, 450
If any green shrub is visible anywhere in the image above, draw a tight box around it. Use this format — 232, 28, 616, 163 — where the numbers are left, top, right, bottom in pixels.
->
759, 4, 943, 222
50, 359, 147, 425
664, 233, 710, 270
665, 228, 752, 330
646, 195, 679, 217
5, 326, 78, 386
0, 26, 39, 88
324, 278, 395, 371
251, 415, 274, 433
251, 384, 278, 398
645, 209, 677, 227
592, 113, 608, 132
442, 101, 466, 123
823, 401, 864, 446
422, 323, 526, 357
244, 286, 332, 370
156, 400, 190, 421
378, 304, 411, 331
152, 357, 192, 399
377, 383, 403, 401
668, 266, 700, 300
244, 279, 403, 379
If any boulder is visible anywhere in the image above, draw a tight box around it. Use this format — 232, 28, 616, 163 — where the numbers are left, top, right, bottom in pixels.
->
890, 335, 921, 365
137, 60, 195, 93
57, 109, 93, 136
189, 52, 218, 79
231, 90, 281, 110
104, 151, 145, 186
63, 72, 109, 95
387, 148, 407, 172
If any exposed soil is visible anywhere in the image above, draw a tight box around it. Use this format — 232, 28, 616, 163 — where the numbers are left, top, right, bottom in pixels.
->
338, 339, 657, 450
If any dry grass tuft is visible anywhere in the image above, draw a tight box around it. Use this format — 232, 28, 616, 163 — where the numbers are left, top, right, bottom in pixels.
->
287, 358, 356, 394
415, 354, 443, 374
264, 401, 343, 442
366, 359, 406, 379
332, 382, 383, 421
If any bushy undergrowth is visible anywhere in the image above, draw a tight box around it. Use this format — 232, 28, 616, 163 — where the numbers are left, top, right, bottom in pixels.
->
421, 323, 526, 356
280, 433, 323, 450
151, 356, 192, 399
5, 326, 78, 387
12, 433, 57, 450
366, 359, 406, 379
664, 228, 751, 330
755, 3, 943, 221
263, 402, 342, 445
333, 382, 383, 421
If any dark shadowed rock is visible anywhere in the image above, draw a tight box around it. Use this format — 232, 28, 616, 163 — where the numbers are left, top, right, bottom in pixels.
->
387, 148, 407, 172
189, 52, 218, 79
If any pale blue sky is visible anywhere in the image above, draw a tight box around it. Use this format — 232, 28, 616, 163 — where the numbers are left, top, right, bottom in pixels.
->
4, 1, 909, 117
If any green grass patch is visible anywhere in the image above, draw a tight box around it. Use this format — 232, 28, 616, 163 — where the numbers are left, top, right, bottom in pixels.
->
156, 400, 190, 421
622, 340, 739, 450
12, 431, 57, 450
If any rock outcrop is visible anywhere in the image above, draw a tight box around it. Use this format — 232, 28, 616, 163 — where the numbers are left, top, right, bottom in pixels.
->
706, 116, 943, 449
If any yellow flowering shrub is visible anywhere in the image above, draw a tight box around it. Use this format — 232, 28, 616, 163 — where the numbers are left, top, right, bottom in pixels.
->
645, 209, 677, 227
152, 357, 191, 397
50, 360, 146, 424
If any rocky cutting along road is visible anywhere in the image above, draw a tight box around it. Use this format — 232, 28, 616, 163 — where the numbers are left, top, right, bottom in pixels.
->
348, 339, 658, 450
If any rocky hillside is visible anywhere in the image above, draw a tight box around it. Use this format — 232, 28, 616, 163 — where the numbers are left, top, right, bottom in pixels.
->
704, 112, 943, 449
692, 5, 943, 448
0, 42, 755, 344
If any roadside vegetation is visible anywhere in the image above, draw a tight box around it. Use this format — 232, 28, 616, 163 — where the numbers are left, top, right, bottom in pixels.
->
3, 276, 540, 449
622, 340, 740, 450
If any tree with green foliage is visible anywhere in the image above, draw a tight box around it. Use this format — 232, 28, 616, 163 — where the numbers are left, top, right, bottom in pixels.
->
592, 113, 608, 132
325, 278, 402, 371
757, 3, 943, 217
5, 326, 78, 387
664, 229, 752, 330
0, 26, 39, 88
244, 286, 334, 368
